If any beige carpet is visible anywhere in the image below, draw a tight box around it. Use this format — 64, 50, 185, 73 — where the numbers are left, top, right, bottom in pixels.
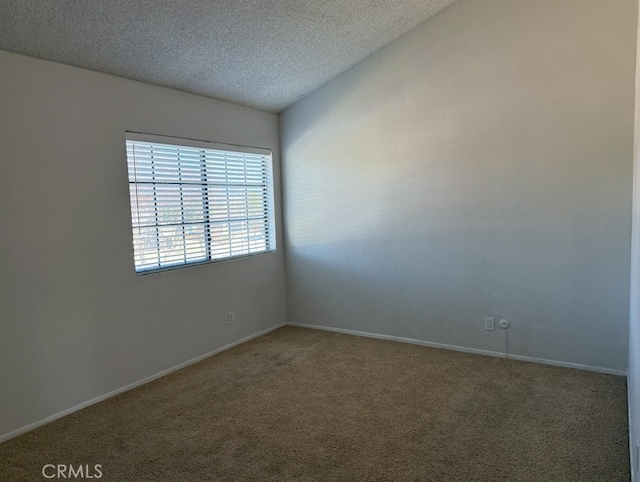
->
0, 326, 630, 481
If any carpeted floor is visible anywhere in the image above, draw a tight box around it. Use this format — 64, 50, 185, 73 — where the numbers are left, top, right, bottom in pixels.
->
0, 326, 630, 481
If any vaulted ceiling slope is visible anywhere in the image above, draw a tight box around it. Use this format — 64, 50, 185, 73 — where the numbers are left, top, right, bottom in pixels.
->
0, 0, 458, 112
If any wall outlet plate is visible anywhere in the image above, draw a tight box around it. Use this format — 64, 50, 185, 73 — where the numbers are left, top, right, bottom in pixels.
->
485, 317, 495, 331
227, 311, 235, 325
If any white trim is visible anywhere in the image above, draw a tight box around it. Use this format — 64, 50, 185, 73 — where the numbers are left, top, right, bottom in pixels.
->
0, 323, 285, 444
2, 321, 624, 444
287, 322, 627, 377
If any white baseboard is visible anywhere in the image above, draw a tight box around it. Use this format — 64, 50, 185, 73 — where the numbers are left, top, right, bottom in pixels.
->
287, 322, 627, 377
2, 321, 624, 444
0, 323, 286, 444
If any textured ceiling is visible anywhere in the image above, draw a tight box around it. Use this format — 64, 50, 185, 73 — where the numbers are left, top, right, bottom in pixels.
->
0, 0, 458, 112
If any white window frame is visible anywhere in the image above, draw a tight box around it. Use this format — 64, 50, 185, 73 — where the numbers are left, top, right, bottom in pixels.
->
125, 132, 276, 274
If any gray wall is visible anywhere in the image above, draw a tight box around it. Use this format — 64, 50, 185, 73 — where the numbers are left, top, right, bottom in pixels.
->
629, 2, 640, 478
280, 0, 636, 372
0, 51, 286, 438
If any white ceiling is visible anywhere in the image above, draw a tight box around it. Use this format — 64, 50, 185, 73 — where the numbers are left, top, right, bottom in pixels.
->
0, 0, 458, 112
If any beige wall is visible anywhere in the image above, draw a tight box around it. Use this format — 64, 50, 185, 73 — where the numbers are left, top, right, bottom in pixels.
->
0, 50, 286, 439
281, 0, 636, 372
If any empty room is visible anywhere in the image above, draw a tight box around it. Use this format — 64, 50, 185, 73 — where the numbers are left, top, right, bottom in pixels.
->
1, 0, 640, 480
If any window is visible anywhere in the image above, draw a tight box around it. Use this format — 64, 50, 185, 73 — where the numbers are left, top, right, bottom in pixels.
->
125, 133, 275, 273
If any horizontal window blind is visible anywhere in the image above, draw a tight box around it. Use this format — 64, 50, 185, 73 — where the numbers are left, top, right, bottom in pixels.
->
125, 133, 275, 273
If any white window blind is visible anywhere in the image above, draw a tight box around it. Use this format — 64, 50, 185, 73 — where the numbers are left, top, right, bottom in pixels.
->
125, 133, 275, 273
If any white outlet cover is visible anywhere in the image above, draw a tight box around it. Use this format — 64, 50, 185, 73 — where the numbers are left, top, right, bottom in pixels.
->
484, 317, 495, 331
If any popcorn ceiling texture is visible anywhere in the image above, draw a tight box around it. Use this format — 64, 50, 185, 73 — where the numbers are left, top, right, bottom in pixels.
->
0, 0, 458, 112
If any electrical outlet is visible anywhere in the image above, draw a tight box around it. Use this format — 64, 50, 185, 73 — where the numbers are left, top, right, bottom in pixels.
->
227, 311, 235, 325
484, 317, 495, 331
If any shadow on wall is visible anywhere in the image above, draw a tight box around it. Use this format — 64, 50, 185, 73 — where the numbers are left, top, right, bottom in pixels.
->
280, 0, 633, 372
